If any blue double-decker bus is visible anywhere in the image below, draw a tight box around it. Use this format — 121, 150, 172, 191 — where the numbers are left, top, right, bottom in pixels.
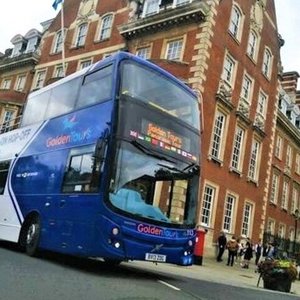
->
0, 52, 200, 265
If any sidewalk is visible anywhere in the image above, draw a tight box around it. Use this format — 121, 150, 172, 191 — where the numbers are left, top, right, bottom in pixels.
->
128, 257, 300, 296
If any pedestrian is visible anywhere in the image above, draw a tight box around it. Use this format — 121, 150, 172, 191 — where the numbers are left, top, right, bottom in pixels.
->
242, 241, 253, 269
226, 236, 239, 266
267, 243, 276, 259
262, 242, 269, 257
238, 242, 245, 264
254, 239, 262, 265
234, 238, 242, 264
216, 231, 227, 262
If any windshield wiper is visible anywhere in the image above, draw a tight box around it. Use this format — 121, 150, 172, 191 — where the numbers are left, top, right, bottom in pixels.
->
182, 162, 200, 175
130, 140, 175, 164
157, 163, 185, 174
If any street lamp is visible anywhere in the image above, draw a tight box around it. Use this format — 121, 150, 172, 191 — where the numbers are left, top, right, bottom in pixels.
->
294, 209, 300, 255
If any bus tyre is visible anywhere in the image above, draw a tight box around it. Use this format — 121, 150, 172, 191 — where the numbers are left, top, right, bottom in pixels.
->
103, 259, 122, 266
24, 216, 41, 257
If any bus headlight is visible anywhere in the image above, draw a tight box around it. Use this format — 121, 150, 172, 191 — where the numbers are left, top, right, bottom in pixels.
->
114, 242, 121, 249
184, 251, 188, 256
112, 227, 119, 235
188, 240, 193, 247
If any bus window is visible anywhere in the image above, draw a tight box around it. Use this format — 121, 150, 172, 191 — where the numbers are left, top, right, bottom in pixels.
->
21, 90, 51, 126
121, 62, 200, 130
109, 141, 197, 225
45, 77, 81, 119
0, 161, 10, 194
62, 145, 101, 193
76, 64, 113, 108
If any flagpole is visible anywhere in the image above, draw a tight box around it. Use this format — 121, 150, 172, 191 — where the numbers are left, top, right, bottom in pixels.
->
60, 0, 66, 77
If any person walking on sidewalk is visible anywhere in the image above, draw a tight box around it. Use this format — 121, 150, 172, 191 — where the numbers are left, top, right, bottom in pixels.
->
216, 231, 227, 262
226, 236, 239, 266
242, 241, 253, 269
254, 239, 262, 265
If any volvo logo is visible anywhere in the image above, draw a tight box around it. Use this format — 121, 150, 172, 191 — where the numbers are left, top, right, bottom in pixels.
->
150, 244, 164, 253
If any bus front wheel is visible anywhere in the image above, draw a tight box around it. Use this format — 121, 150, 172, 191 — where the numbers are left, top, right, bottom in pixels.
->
22, 215, 41, 257
103, 258, 122, 266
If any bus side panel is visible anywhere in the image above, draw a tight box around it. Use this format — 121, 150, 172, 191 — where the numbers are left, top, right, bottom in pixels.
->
0, 122, 46, 242
0, 195, 21, 242
9, 102, 113, 254
37, 194, 100, 255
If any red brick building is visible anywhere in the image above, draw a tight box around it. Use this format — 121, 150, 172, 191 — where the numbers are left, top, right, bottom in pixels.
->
11, 0, 284, 256
0, 28, 44, 132
267, 72, 300, 254
0, 17, 54, 131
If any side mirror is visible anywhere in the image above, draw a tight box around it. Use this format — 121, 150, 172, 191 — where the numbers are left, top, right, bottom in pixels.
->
95, 129, 109, 160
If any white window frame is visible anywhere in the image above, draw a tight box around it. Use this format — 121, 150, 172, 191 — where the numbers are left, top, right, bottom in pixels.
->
275, 135, 283, 159
1, 110, 14, 132
25, 37, 37, 53
281, 180, 289, 210
76, 23, 88, 47
289, 229, 295, 248
53, 65, 64, 78
286, 145, 293, 169
99, 14, 113, 41
173, 0, 191, 7
165, 39, 183, 61
142, 0, 161, 17
223, 194, 236, 233
278, 224, 286, 239
262, 48, 273, 78
15, 75, 26, 92
11, 43, 22, 57
267, 219, 275, 235
247, 30, 258, 60
240, 74, 253, 105
136, 47, 151, 60
222, 54, 236, 87
228, 4, 243, 40
241, 202, 253, 237
291, 187, 299, 214
53, 30, 64, 53
296, 153, 300, 174
200, 184, 216, 227
248, 139, 260, 181
257, 91, 268, 118
1, 78, 12, 90
270, 173, 279, 204
210, 110, 226, 161
33, 70, 46, 89
78, 59, 92, 70
231, 126, 245, 172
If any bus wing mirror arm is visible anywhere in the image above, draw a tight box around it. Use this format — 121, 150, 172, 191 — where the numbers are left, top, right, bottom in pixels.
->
95, 128, 109, 160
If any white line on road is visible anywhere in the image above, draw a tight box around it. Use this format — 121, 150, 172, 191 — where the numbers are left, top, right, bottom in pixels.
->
158, 280, 181, 291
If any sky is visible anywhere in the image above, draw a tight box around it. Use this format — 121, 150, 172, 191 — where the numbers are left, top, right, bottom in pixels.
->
0, 0, 299, 87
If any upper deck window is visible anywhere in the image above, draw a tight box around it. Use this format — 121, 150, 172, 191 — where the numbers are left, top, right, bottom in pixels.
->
21, 64, 113, 127
120, 61, 199, 130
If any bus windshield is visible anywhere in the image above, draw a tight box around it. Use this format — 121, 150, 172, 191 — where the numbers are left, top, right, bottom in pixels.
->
121, 61, 200, 130
109, 141, 198, 226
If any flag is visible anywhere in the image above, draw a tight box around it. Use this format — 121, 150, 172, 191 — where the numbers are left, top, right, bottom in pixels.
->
52, 0, 63, 10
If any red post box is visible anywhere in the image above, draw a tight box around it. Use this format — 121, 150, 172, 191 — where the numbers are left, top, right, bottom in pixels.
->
194, 227, 206, 265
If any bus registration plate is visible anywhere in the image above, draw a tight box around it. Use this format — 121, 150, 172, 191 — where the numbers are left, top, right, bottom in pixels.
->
145, 253, 166, 262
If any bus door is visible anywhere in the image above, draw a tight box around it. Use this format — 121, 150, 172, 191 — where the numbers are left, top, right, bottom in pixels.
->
55, 142, 103, 252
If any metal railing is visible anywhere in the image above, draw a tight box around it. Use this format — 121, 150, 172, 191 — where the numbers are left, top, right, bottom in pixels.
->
263, 232, 300, 261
